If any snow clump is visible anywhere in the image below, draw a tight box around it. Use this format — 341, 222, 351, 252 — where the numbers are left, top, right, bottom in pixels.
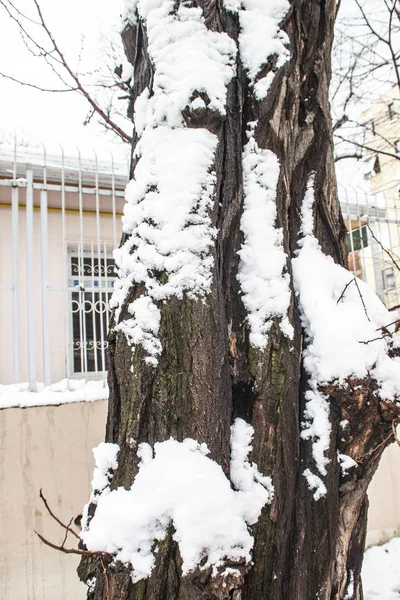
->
112, 0, 237, 365
223, 0, 290, 99
294, 174, 400, 499
237, 124, 293, 349
81, 418, 273, 582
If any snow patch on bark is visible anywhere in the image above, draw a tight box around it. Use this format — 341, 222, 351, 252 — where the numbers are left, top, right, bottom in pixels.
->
112, 1, 237, 364
82, 419, 273, 582
91, 442, 120, 496
337, 453, 357, 476
300, 389, 331, 477
303, 469, 327, 501
238, 124, 293, 349
294, 174, 400, 498
223, 0, 290, 99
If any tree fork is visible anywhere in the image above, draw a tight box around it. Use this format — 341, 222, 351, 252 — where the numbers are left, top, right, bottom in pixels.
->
78, 1, 398, 598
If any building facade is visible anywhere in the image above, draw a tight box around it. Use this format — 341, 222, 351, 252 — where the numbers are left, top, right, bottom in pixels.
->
0, 145, 127, 387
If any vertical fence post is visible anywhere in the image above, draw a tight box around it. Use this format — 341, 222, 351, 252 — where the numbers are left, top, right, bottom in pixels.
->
26, 166, 37, 392
12, 141, 20, 383
110, 152, 117, 252
60, 145, 71, 389
77, 148, 88, 380
94, 151, 106, 382
40, 145, 51, 386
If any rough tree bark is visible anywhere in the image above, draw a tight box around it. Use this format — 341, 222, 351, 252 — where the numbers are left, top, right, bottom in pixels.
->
78, 1, 398, 598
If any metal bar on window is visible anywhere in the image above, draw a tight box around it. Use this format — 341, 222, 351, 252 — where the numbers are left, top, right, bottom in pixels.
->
104, 240, 110, 335
26, 166, 37, 391
94, 151, 106, 376
77, 148, 88, 380
91, 240, 99, 373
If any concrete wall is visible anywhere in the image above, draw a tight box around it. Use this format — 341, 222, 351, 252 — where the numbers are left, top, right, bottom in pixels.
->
367, 442, 400, 547
1, 398, 400, 599
0, 400, 108, 600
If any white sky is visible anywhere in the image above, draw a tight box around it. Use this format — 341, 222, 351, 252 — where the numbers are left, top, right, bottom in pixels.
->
0, 0, 130, 160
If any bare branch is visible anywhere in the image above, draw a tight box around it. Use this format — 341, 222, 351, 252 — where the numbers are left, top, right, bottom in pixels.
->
0, 71, 77, 92
39, 488, 80, 540
353, 276, 370, 321
366, 224, 400, 271
334, 133, 400, 161
336, 279, 355, 304
34, 530, 113, 560
31, 0, 132, 143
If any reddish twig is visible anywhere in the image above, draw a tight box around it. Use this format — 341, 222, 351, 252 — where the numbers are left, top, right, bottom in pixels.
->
36, 489, 113, 561
35, 531, 112, 560
61, 517, 74, 549
39, 489, 80, 540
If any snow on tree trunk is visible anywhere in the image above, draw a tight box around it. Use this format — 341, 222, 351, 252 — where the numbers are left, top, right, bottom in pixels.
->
78, 1, 400, 599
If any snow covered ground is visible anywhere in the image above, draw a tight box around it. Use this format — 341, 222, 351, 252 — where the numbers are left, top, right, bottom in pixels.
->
0, 379, 108, 409
363, 537, 400, 600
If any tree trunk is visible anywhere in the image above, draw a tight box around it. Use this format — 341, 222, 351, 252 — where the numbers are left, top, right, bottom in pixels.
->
78, 1, 397, 598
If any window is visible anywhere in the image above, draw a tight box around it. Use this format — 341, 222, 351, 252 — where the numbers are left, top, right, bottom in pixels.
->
382, 267, 396, 291
388, 103, 395, 120
395, 140, 400, 154
373, 155, 381, 174
69, 252, 116, 374
347, 225, 368, 252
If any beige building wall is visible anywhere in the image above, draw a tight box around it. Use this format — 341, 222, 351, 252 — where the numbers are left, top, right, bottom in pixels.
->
0, 398, 399, 600
0, 185, 124, 384
0, 400, 108, 600
361, 87, 400, 308
367, 442, 400, 548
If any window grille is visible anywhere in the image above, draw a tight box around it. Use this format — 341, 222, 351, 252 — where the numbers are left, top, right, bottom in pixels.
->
68, 251, 116, 374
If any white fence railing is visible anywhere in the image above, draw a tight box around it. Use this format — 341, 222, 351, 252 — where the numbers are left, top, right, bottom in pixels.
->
339, 184, 400, 311
1, 144, 399, 390
0, 143, 127, 390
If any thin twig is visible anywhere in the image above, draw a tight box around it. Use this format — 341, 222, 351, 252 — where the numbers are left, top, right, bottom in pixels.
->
39, 489, 80, 540
359, 333, 390, 345
336, 279, 355, 304
353, 277, 370, 321
366, 224, 400, 271
35, 531, 112, 560
0, 72, 75, 93
61, 517, 74, 549
31, 0, 132, 144
377, 318, 400, 332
